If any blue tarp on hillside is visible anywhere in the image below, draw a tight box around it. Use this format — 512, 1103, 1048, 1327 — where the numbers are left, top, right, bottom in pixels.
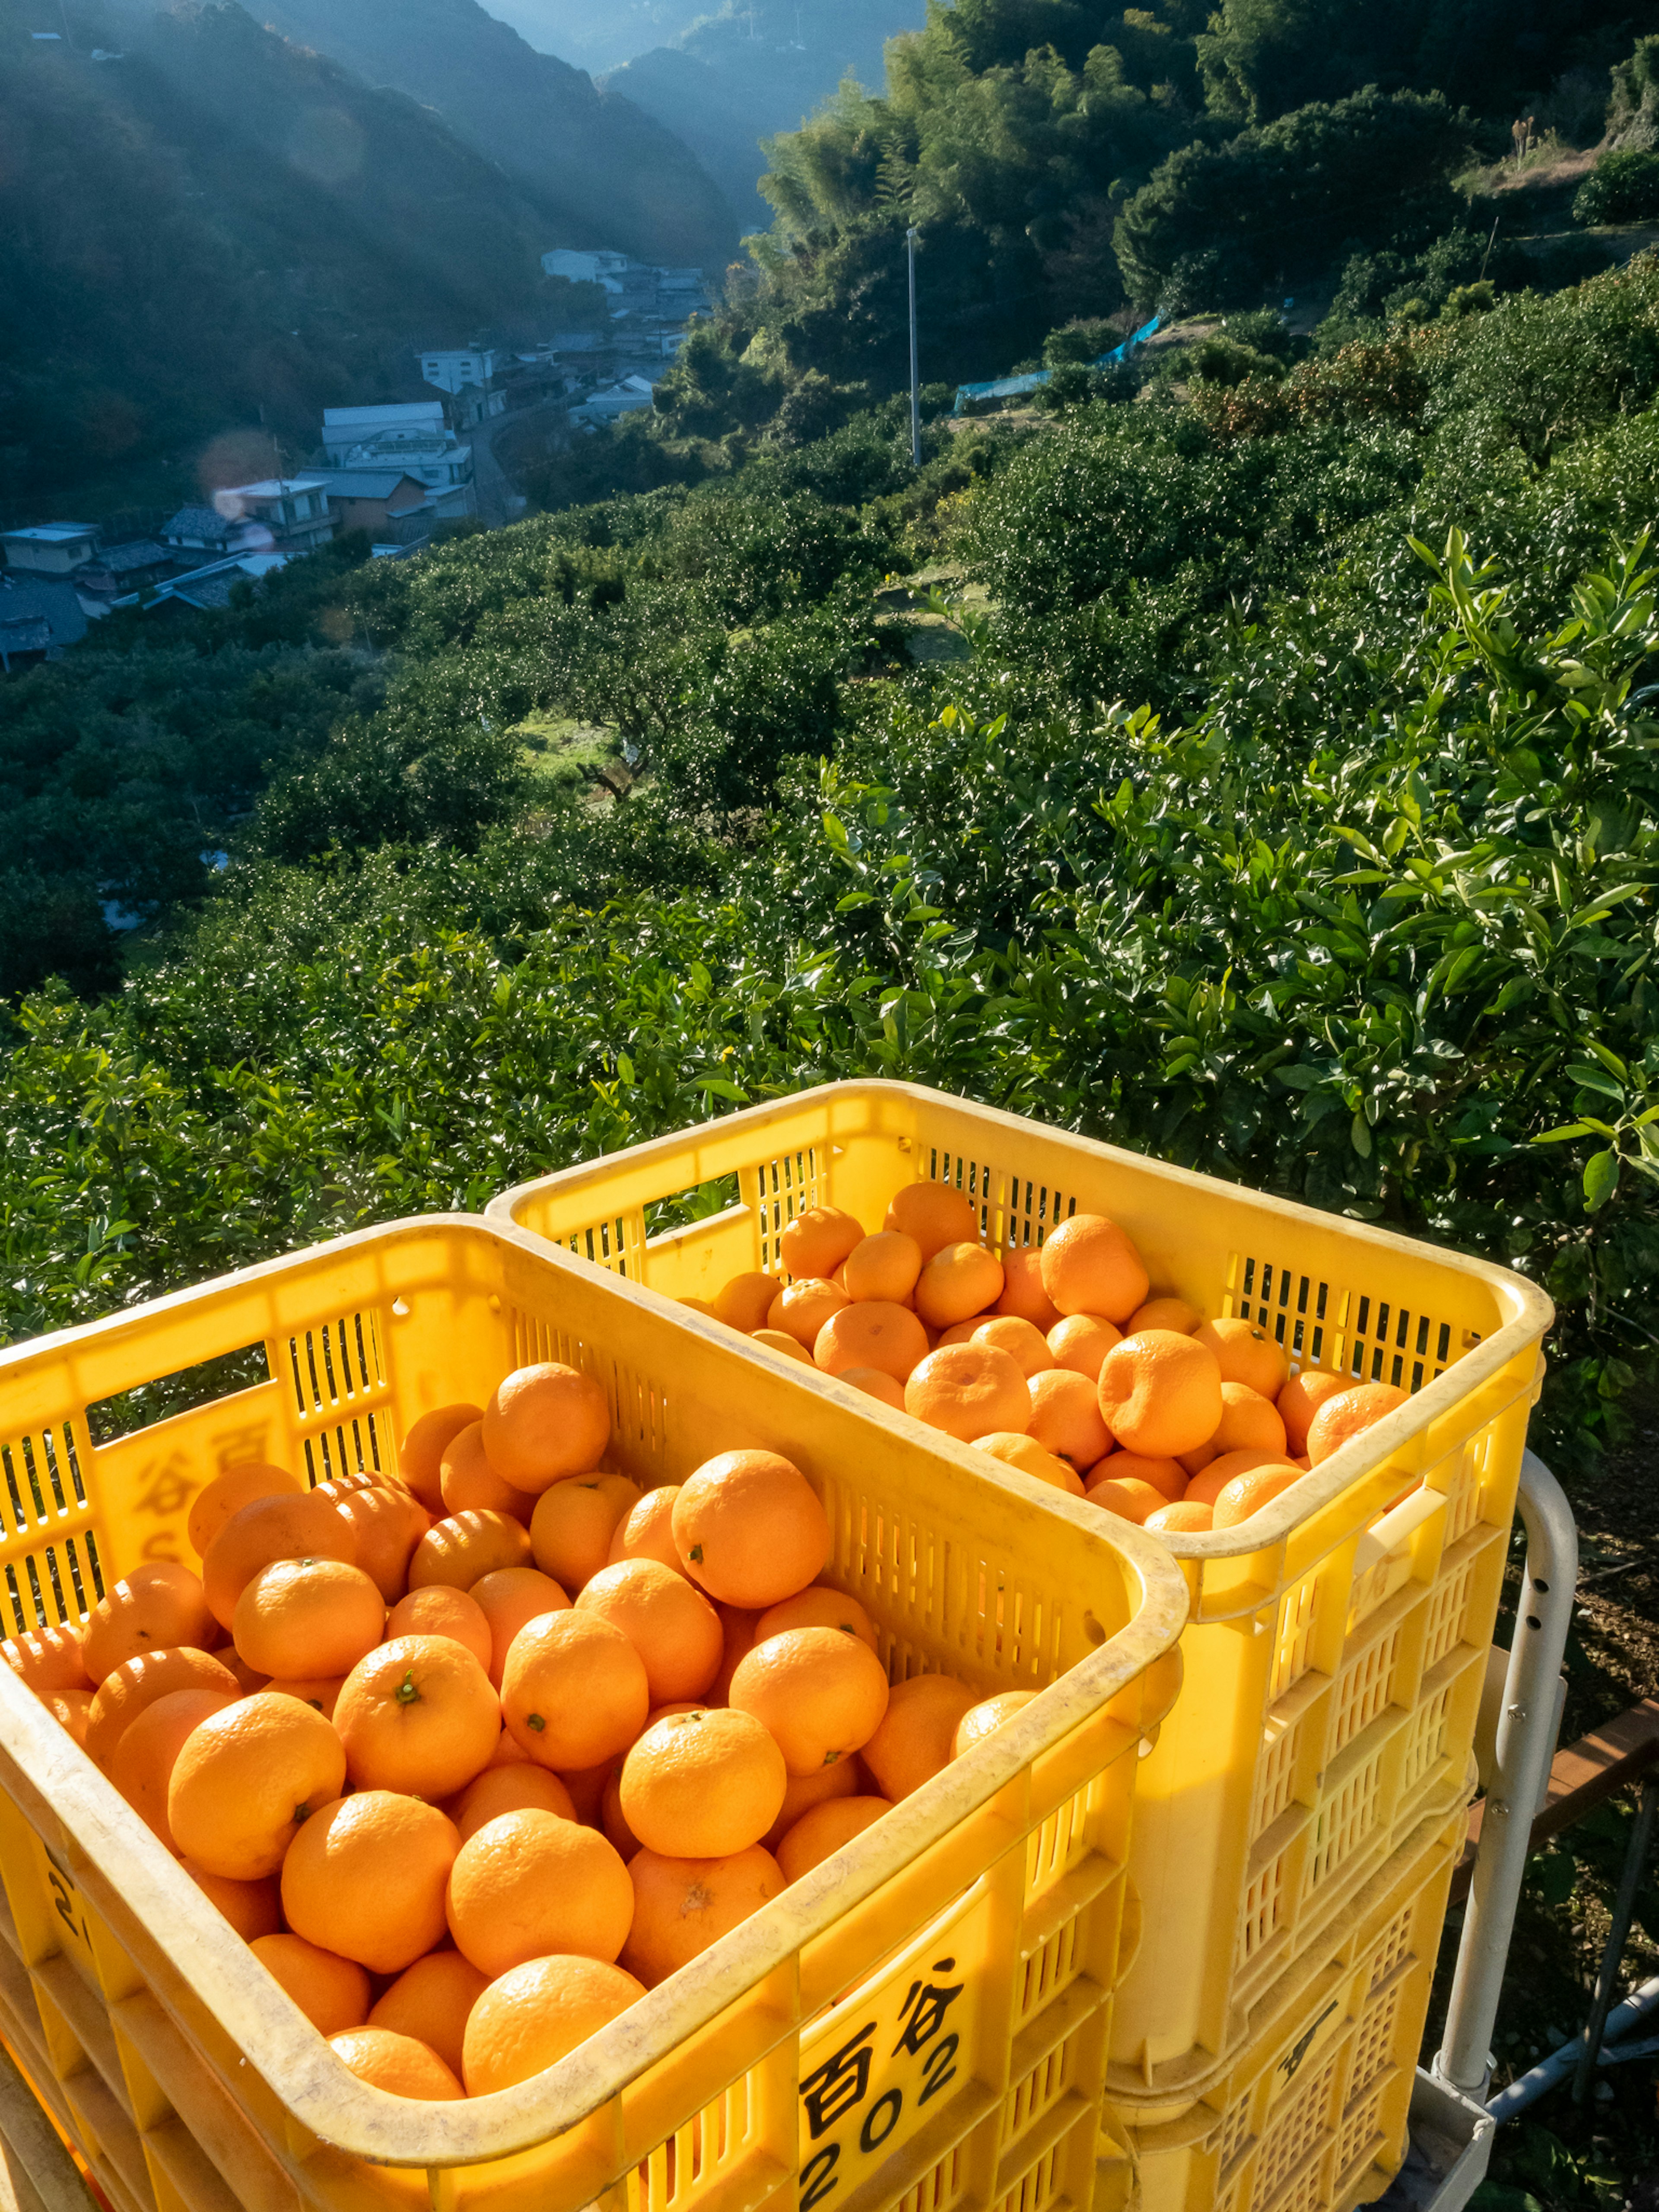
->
952, 313, 1163, 413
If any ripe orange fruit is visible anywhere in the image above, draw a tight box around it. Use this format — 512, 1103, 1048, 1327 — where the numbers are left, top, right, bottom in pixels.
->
883, 1183, 979, 1262
3, 1621, 89, 1696
82, 1562, 213, 1683
862, 1675, 979, 1801
462, 1956, 645, 2097
233, 1559, 385, 1681
678, 1297, 716, 1318
952, 1689, 1036, 1758
970, 1316, 1053, 1378
386, 1584, 492, 1670
814, 1301, 929, 1383
915, 1242, 1003, 1329
1183, 1449, 1282, 1506
776, 1796, 892, 1883
187, 1465, 300, 1560
1210, 1382, 1287, 1458
1193, 1318, 1288, 1399
501, 1610, 650, 1771
251, 1933, 370, 2035
471, 1567, 570, 1687
1277, 1369, 1352, 1455
334, 1635, 498, 1798
203, 1492, 357, 1630
713, 1274, 780, 1332
1027, 1368, 1111, 1468
763, 1757, 861, 1850
843, 1232, 922, 1305
1090, 1451, 1184, 1501
1306, 1382, 1408, 1465
1096, 1331, 1223, 1457
37, 1688, 93, 1745
607, 1487, 683, 1576
620, 1709, 787, 1856
1213, 1464, 1306, 1529
439, 1422, 537, 1522
168, 1692, 346, 1878
671, 1451, 830, 1609
454, 1762, 576, 1844
933, 1320, 982, 1348
398, 1405, 483, 1515
767, 1278, 851, 1347
448, 1809, 634, 1976
109, 1686, 241, 1851
267, 1675, 346, 1720
577, 1561, 723, 1703
182, 1859, 281, 1938
904, 1343, 1030, 1442
369, 1953, 489, 2080
1145, 1500, 1214, 1534
622, 1846, 783, 1988
331, 1484, 431, 1603
283, 1791, 460, 1974
328, 2027, 464, 2101
971, 1433, 1083, 1493
993, 1248, 1061, 1330
408, 1510, 532, 1590
1084, 1474, 1168, 1525
1039, 1215, 1149, 1324
1127, 1297, 1201, 1335
483, 1364, 612, 1495
754, 1585, 878, 1652
531, 1473, 642, 1594
731, 1627, 890, 1777
85, 1646, 241, 1767
837, 1366, 906, 1409
781, 1207, 864, 1280
1046, 1314, 1122, 1381
754, 1328, 814, 1366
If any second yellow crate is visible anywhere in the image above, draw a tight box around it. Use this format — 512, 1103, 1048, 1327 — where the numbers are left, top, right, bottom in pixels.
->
0, 1216, 1185, 2212
490, 1080, 1550, 2098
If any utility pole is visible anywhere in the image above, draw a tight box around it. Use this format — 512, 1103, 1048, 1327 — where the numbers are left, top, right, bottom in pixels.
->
907, 225, 921, 469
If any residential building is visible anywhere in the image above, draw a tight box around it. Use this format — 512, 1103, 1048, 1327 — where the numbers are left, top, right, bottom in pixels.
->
161, 505, 267, 560
0, 572, 90, 658
569, 374, 658, 427
318, 404, 475, 516
76, 541, 170, 598
213, 477, 337, 554
0, 617, 51, 674
137, 552, 292, 614
321, 471, 432, 537
542, 248, 632, 288
0, 522, 99, 575
418, 346, 507, 433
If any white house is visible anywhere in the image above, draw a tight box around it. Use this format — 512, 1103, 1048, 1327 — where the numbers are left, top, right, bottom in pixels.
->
569, 374, 658, 427
542, 248, 632, 289
0, 522, 99, 575
419, 346, 501, 396
213, 477, 337, 554
319, 404, 474, 516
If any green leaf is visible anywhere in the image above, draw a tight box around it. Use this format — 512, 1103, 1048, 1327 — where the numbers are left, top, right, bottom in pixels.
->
1583, 1148, 1621, 1212
1530, 1122, 1594, 1144
1350, 1112, 1373, 1159
694, 1077, 749, 1102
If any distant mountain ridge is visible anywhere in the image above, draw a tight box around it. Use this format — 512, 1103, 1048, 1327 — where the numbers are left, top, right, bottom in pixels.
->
0, 0, 570, 515
247, 0, 740, 266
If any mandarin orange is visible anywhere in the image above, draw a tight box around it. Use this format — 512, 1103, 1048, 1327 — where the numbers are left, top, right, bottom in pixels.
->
1126, 1297, 1202, 1336
202, 1492, 357, 1631
753, 1584, 878, 1653
620, 1708, 787, 1857
1039, 1214, 1149, 1323
1194, 1318, 1289, 1398
814, 1300, 929, 1383
1276, 1369, 1352, 1455
712, 1274, 779, 1332
483, 1363, 611, 1494
765, 1278, 849, 1347
369, 1952, 489, 2080
501, 1609, 650, 1771
408, 1510, 532, 1590
3, 1621, 89, 1696
576, 1560, 723, 1703
1027, 1367, 1111, 1468
1212, 1464, 1306, 1529
386, 1584, 493, 1670
82, 1562, 214, 1683
780, 1207, 864, 1281
1182, 1449, 1282, 1506
332, 1483, 431, 1602
861, 1675, 978, 1801
970, 1316, 1053, 1378
837, 1366, 907, 1409
440, 1422, 537, 1522
398, 1405, 482, 1515
762, 1756, 862, 1850
904, 1343, 1030, 1442
914, 1242, 1003, 1329
606, 1487, 683, 1576
1306, 1383, 1407, 1465
1145, 1500, 1214, 1533
776, 1796, 892, 1883
883, 1183, 979, 1261
85, 1646, 241, 1767
335, 1635, 499, 1799
529, 1473, 642, 1594
328, 2027, 464, 2101
283, 1791, 459, 1973
843, 1232, 922, 1305
729, 1627, 890, 1777
1046, 1313, 1122, 1381
462, 1956, 645, 2096
251, 1933, 370, 2035
168, 1691, 346, 1878
952, 1689, 1037, 1758
447, 1810, 634, 1977
1096, 1330, 1223, 1458
622, 1846, 783, 1988
993, 1247, 1061, 1330
454, 1761, 577, 1843
109, 1685, 241, 1852
971, 1432, 1083, 1493
471, 1566, 570, 1687
671, 1451, 829, 1608
233, 1558, 385, 1680
186, 1464, 300, 1560
183, 1859, 282, 1938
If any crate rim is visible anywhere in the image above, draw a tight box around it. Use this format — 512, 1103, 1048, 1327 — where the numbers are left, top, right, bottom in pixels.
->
0, 1212, 1190, 2170
486, 1080, 1556, 1563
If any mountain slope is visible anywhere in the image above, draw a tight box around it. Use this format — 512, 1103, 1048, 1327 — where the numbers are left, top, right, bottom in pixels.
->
248, 0, 740, 266
0, 1, 560, 516
607, 1, 931, 231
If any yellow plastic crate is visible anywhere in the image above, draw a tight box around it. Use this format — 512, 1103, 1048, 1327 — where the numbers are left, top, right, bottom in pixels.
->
0, 1216, 1185, 2212
1094, 1796, 1468, 2212
489, 1080, 1552, 2100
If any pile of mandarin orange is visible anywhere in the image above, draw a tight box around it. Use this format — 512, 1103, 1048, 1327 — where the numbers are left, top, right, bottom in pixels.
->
5, 1376, 1020, 2105
692, 1189, 1406, 1535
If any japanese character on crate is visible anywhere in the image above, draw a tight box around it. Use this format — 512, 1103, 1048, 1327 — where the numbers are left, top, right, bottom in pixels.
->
799, 1957, 967, 2210
700, 1192, 1408, 1529
5, 1363, 1017, 2105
